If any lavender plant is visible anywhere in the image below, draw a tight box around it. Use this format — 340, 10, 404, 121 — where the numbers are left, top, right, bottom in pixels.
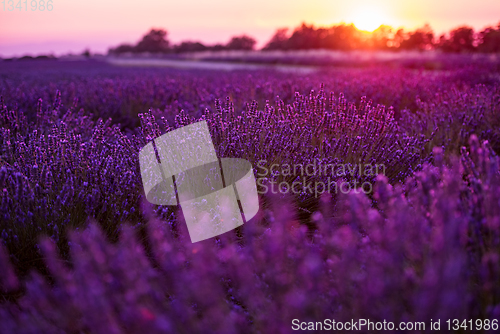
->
0, 60, 499, 332
0, 80, 437, 277
399, 84, 500, 156
0, 136, 498, 333
2, 61, 498, 133
0, 92, 147, 277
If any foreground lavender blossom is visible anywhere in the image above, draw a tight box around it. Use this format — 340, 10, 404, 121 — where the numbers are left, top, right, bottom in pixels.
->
0, 137, 498, 333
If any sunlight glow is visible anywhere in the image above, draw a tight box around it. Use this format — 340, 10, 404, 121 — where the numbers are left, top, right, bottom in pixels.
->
350, 6, 388, 32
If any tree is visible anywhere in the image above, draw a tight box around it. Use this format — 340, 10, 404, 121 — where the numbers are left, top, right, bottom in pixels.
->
327, 24, 361, 51
263, 28, 289, 50
390, 29, 407, 49
400, 24, 434, 51
226, 35, 256, 50
477, 23, 500, 53
369, 25, 393, 50
286, 23, 321, 49
134, 29, 170, 53
438, 26, 475, 53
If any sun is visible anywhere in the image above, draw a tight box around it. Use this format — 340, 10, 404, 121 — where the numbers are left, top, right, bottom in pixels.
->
350, 6, 386, 32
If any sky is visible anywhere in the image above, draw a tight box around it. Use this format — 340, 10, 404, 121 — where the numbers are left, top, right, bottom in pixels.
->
1, 0, 499, 57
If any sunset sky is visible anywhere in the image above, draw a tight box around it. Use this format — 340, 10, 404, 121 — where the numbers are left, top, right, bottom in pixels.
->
1, 0, 499, 57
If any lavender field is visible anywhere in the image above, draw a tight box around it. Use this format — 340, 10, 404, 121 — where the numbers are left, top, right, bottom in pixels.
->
1, 59, 500, 333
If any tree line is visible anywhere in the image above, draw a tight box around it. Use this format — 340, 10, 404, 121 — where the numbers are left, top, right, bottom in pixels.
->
108, 29, 257, 54
108, 22, 500, 55
262, 22, 500, 52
